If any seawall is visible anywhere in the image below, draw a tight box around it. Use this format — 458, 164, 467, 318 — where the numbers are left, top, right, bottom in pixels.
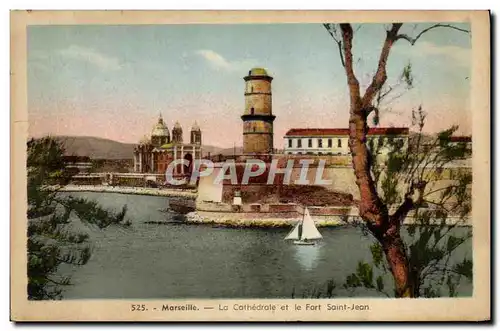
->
53, 184, 197, 198
186, 211, 346, 228
186, 211, 471, 228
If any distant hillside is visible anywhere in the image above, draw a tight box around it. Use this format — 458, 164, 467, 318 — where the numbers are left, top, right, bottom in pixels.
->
55, 136, 136, 160
217, 146, 244, 156
53, 136, 239, 160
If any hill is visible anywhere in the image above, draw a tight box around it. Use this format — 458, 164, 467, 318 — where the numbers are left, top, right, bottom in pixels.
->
217, 146, 244, 156
55, 136, 136, 160
53, 136, 239, 160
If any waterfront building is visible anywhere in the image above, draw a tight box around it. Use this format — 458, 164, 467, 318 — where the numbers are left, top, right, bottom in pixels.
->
63, 155, 92, 174
446, 135, 472, 148
133, 114, 202, 174
283, 127, 410, 155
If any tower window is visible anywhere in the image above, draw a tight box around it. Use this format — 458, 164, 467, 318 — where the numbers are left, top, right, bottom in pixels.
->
308, 139, 312, 148
288, 139, 292, 148
318, 139, 323, 148
297, 139, 302, 148
250, 107, 254, 115
338, 139, 342, 147
328, 138, 332, 148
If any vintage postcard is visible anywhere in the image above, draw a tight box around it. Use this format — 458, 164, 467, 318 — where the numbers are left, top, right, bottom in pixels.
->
11, 10, 490, 322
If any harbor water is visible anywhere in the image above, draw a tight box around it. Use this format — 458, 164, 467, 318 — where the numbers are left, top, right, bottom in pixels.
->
56, 192, 473, 299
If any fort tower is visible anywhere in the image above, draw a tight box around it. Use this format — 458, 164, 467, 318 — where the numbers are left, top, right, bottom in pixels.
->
242, 68, 275, 154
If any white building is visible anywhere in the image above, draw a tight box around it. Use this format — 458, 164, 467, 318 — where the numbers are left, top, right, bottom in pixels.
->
283, 127, 410, 155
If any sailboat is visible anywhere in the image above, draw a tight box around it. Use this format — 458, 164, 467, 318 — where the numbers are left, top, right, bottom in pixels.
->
284, 208, 323, 245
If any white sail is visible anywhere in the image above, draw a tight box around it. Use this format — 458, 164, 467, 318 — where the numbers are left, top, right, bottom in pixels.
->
284, 221, 301, 240
300, 208, 322, 240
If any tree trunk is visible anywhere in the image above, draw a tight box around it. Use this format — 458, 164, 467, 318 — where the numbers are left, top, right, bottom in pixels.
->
376, 223, 414, 297
334, 22, 467, 298
349, 103, 415, 298
339, 23, 415, 298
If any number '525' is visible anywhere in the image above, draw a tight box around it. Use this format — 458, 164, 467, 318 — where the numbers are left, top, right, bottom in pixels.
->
131, 304, 146, 311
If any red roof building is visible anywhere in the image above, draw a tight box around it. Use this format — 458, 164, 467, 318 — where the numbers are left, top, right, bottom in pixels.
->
285, 127, 409, 137
447, 136, 472, 143
283, 127, 409, 155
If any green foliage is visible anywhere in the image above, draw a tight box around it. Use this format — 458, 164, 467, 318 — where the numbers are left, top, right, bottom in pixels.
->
350, 109, 472, 297
343, 261, 391, 297
376, 275, 385, 292
326, 279, 337, 298
299, 279, 337, 299
27, 137, 130, 300
61, 197, 130, 228
321, 24, 472, 299
453, 258, 473, 282
369, 62, 416, 126
370, 243, 384, 269
400, 62, 414, 89
27, 137, 69, 218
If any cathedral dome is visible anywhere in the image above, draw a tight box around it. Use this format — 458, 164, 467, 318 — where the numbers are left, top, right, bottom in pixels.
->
151, 115, 169, 137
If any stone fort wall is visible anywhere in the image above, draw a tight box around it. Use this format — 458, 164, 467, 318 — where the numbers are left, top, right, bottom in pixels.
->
243, 134, 273, 154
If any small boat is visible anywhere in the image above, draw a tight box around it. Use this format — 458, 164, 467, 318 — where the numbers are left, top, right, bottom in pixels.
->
285, 207, 322, 245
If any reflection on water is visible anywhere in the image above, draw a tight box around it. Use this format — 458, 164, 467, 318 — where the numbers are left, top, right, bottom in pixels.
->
292, 244, 323, 271
56, 192, 473, 299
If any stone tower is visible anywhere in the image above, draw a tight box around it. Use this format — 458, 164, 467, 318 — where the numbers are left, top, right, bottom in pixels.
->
151, 114, 170, 147
190, 121, 202, 145
172, 121, 183, 143
241, 68, 275, 154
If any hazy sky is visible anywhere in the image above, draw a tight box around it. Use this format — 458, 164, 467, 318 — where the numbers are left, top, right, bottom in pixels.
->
28, 23, 471, 148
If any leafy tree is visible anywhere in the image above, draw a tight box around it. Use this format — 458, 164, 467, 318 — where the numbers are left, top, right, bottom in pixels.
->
343, 107, 472, 297
27, 137, 130, 300
322, 23, 471, 297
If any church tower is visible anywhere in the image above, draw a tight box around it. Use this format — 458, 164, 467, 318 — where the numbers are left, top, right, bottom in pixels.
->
172, 121, 183, 143
190, 121, 202, 145
242, 68, 275, 154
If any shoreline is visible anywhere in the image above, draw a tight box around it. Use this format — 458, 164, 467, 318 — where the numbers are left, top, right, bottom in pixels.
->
184, 212, 345, 228
53, 184, 197, 198
185, 212, 471, 228
54, 185, 471, 228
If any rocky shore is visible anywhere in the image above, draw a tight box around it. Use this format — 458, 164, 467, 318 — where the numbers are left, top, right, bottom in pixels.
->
184, 211, 471, 228
54, 184, 197, 198
185, 211, 348, 228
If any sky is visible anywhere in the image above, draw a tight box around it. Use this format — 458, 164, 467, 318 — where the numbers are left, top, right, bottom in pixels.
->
27, 23, 471, 148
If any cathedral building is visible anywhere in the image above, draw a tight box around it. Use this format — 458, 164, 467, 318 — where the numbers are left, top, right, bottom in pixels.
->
133, 115, 202, 174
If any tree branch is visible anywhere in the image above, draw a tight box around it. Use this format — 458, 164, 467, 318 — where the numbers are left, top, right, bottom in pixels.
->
323, 23, 346, 68
340, 24, 361, 102
395, 24, 470, 45
336, 40, 346, 68
361, 23, 403, 108
390, 180, 427, 225
47, 276, 71, 286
